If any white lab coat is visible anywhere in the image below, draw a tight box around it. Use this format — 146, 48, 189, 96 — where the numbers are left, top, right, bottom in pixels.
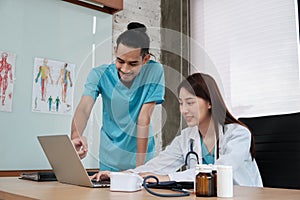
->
132, 123, 263, 187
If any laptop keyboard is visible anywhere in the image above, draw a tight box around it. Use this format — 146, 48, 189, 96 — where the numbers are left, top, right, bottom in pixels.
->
92, 179, 110, 187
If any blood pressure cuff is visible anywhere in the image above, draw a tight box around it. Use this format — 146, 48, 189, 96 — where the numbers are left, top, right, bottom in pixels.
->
145, 181, 194, 190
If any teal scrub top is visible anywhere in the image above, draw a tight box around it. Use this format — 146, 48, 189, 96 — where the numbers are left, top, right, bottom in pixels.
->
83, 60, 165, 171
200, 134, 215, 164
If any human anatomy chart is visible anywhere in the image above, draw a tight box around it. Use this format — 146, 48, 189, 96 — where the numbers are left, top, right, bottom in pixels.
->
0, 51, 16, 112
32, 57, 75, 115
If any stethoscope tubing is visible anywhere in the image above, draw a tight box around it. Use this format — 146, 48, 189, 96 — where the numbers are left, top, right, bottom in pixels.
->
184, 139, 200, 168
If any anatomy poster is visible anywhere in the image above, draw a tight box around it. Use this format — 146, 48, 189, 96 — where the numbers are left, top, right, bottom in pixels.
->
0, 51, 16, 112
32, 57, 75, 115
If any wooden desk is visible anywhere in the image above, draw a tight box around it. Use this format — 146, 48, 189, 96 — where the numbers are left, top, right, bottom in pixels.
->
0, 177, 300, 200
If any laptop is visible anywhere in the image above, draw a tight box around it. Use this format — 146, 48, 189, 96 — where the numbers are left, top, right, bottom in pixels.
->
37, 134, 110, 188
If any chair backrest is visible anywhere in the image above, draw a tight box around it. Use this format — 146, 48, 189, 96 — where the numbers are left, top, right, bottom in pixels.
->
239, 112, 300, 189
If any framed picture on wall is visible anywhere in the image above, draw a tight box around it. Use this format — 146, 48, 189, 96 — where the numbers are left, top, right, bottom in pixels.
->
0, 50, 16, 112
32, 57, 75, 115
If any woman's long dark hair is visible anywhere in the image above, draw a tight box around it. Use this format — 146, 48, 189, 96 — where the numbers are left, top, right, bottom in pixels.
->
178, 73, 255, 160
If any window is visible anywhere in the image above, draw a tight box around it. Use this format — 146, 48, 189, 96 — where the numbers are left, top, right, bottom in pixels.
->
190, 0, 300, 117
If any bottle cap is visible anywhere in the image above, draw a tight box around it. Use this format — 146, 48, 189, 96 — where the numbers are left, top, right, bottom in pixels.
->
196, 164, 212, 169
196, 164, 212, 173
199, 168, 212, 173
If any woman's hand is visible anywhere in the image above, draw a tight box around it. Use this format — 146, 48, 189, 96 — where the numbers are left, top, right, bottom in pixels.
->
90, 171, 111, 182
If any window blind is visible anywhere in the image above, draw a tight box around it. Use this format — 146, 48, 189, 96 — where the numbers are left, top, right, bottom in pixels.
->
190, 0, 300, 117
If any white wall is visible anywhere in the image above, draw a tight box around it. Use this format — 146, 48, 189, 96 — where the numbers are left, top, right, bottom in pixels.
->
0, 0, 112, 170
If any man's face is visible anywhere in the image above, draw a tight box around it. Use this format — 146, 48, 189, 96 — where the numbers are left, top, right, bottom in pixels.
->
115, 43, 149, 83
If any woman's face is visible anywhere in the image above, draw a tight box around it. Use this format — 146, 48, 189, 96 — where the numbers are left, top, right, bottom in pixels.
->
179, 87, 211, 127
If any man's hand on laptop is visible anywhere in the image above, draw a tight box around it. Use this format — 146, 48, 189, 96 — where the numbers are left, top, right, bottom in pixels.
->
90, 171, 111, 182
72, 136, 88, 159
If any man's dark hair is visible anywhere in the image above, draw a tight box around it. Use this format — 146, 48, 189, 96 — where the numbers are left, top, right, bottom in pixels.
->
116, 22, 150, 58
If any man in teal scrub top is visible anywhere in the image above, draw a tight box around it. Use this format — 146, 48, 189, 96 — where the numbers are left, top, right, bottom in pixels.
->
71, 22, 165, 171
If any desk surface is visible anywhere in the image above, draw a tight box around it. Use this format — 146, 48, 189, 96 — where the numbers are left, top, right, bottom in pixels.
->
0, 177, 300, 200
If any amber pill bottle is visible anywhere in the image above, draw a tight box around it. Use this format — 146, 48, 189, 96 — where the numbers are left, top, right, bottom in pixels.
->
195, 168, 215, 197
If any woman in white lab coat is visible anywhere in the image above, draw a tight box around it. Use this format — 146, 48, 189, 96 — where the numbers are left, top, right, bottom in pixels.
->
93, 73, 263, 187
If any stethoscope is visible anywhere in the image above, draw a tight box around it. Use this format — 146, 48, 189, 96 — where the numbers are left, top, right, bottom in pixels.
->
143, 139, 200, 197
184, 139, 199, 168
143, 176, 191, 197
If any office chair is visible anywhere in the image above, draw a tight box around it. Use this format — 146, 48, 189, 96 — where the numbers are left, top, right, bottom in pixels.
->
239, 112, 300, 189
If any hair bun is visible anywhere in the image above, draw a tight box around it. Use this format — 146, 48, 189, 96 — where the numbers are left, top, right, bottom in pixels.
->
127, 22, 147, 32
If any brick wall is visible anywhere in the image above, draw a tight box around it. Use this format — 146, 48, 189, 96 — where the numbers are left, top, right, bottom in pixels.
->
112, 0, 161, 60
